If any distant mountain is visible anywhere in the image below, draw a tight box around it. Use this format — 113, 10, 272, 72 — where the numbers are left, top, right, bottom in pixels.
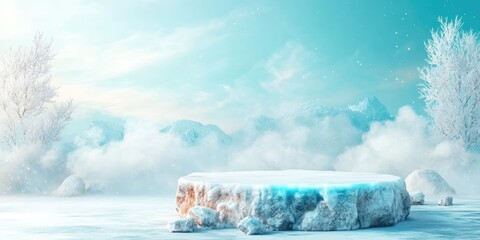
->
347, 96, 393, 130
73, 97, 392, 148
244, 115, 277, 134
298, 96, 393, 131
160, 119, 231, 145
301, 102, 340, 118
348, 96, 392, 121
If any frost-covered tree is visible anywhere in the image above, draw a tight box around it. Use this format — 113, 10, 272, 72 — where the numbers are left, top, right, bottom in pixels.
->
0, 33, 74, 149
419, 17, 480, 150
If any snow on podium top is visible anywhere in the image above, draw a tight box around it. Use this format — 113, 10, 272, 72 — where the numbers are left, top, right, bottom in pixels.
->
179, 170, 402, 187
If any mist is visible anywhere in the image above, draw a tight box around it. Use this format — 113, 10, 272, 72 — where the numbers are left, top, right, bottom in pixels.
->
0, 99, 478, 195
60, 105, 480, 195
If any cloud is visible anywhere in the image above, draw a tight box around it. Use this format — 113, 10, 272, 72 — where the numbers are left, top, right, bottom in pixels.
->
60, 105, 480, 195
66, 121, 231, 194
48, 10, 246, 129
56, 84, 190, 123
1, 17, 226, 128
56, 82, 242, 133
2, 102, 479, 195
262, 42, 312, 91
336, 106, 437, 175
54, 19, 226, 83
229, 115, 362, 170
335, 106, 480, 193
0, 1, 249, 130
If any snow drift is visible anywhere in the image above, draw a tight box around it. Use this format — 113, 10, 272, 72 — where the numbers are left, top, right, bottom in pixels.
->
405, 169, 456, 195
52, 175, 86, 197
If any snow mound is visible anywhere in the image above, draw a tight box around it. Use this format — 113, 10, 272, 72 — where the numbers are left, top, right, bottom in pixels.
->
175, 170, 410, 232
405, 169, 456, 195
52, 175, 85, 197
160, 120, 231, 145
237, 216, 266, 235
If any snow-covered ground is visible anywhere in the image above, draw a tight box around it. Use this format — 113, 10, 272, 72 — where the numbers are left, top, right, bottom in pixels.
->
0, 195, 479, 239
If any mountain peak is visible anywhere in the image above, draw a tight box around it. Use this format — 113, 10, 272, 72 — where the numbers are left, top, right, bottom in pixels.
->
348, 96, 392, 122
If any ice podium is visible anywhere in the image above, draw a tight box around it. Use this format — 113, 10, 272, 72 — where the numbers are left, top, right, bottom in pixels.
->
169, 170, 410, 235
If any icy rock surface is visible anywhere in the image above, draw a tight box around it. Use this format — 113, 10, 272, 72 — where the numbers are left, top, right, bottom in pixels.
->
438, 196, 453, 206
237, 216, 266, 235
167, 217, 197, 232
175, 170, 410, 231
52, 175, 85, 197
405, 169, 456, 195
188, 206, 218, 228
409, 191, 425, 205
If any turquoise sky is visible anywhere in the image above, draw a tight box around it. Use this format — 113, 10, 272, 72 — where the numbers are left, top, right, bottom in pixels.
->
1, 0, 480, 130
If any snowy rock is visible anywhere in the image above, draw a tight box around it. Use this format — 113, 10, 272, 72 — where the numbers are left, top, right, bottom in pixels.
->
53, 175, 86, 197
237, 216, 266, 235
167, 217, 197, 233
188, 206, 218, 228
405, 169, 456, 195
175, 170, 410, 231
409, 191, 425, 205
438, 196, 453, 206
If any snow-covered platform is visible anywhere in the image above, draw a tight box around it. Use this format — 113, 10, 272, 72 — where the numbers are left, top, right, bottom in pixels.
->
175, 170, 410, 232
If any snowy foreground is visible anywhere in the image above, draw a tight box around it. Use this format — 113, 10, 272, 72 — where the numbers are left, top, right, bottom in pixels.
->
175, 170, 410, 232
0, 195, 479, 239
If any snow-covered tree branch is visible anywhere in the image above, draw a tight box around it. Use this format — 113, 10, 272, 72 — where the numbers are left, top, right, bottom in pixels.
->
419, 17, 480, 151
0, 33, 74, 149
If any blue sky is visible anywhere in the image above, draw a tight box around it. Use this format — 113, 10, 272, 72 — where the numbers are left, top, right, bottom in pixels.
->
1, 0, 480, 131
